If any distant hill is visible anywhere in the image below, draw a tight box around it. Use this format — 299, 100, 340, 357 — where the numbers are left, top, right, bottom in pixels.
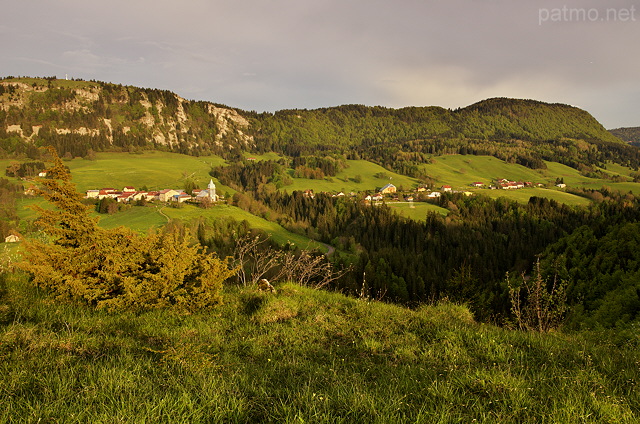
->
1, 77, 638, 172
609, 126, 640, 146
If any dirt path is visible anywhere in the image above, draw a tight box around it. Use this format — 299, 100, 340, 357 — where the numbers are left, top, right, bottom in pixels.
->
158, 205, 170, 223
322, 243, 336, 257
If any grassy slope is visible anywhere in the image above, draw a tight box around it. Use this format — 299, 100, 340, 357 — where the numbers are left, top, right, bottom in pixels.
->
419, 155, 640, 204
9, 153, 640, 233
8, 153, 324, 250
162, 204, 326, 252
1, 273, 638, 423
483, 188, 591, 207
385, 201, 449, 219
285, 159, 419, 193
65, 151, 229, 193
96, 205, 168, 232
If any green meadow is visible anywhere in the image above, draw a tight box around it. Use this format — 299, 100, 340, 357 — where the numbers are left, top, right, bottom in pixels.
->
420, 154, 640, 193
65, 151, 229, 193
162, 204, 326, 252
7, 152, 640, 236
1, 273, 638, 423
385, 201, 449, 220
482, 187, 592, 207
96, 205, 168, 232
285, 159, 419, 193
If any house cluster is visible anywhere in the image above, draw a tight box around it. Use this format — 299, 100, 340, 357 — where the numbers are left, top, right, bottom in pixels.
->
492, 179, 533, 190
365, 183, 446, 202
85, 179, 220, 204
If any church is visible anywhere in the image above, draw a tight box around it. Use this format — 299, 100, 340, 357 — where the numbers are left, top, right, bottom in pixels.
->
195, 179, 219, 202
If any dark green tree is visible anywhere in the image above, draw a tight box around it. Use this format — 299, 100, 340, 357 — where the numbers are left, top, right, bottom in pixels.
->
20, 149, 236, 311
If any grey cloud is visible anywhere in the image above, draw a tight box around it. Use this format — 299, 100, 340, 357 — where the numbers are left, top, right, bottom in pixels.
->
2, 0, 639, 127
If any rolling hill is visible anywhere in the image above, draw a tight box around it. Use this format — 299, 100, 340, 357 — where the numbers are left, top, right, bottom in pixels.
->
2, 77, 639, 173
610, 126, 640, 145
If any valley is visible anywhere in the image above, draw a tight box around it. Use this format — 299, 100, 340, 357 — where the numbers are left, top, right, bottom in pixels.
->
1, 77, 640, 422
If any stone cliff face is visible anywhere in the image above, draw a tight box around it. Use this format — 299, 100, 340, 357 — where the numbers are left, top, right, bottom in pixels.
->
0, 78, 255, 157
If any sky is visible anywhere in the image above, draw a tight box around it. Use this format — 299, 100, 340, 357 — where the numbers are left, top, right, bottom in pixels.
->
2, 0, 639, 128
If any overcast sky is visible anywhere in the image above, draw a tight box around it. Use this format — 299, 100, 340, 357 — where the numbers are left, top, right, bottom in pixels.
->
2, 0, 639, 128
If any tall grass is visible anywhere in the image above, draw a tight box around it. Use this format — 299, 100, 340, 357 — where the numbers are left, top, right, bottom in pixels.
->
1, 273, 638, 423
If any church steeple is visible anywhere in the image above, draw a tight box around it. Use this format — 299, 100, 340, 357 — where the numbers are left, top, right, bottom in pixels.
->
207, 179, 216, 200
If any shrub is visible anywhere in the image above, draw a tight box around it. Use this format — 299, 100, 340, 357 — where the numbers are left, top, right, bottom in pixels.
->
19, 149, 236, 311
507, 259, 567, 332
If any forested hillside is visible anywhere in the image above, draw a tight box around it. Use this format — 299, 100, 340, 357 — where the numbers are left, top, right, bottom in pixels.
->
2, 77, 638, 175
610, 126, 640, 146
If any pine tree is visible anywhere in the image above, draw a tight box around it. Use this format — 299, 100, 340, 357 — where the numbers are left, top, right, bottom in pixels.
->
20, 148, 236, 311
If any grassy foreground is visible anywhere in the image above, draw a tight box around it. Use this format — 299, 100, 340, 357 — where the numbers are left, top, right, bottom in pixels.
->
1, 273, 638, 423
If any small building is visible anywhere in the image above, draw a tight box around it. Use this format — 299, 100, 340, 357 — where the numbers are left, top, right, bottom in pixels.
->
427, 191, 442, 198
24, 185, 37, 196
173, 193, 192, 203
441, 185, 452, 192
123, 186, 136, 193
159, 189, 181, 202
416, 186, 427, 192
556, 183, 567, 188
131, 192, 148, 202
405, 196, 414, 202
379, 183, 397, 194
86, 189, 101, 199
4, 234, 20, 243
116, 192, 135, 203
471, 182, 484, 188
371, 194, 384, 201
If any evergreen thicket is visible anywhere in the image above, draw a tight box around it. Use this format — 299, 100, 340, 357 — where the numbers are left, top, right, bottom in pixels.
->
19, 150, 236, 310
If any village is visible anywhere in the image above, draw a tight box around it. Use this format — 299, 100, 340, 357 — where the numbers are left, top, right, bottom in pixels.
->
83, 176, 568, 207
84, 179, 221, 204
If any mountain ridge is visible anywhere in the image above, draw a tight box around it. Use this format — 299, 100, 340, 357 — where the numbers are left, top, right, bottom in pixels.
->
1, 77, 637, 172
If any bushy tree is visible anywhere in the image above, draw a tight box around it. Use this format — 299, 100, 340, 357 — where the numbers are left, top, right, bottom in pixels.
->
20, 149, 236, 311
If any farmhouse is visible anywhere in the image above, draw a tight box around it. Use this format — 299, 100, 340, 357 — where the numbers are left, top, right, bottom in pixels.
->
173, 193, 192, 203
86, 189, 100, 199
158, 189, 181, 202
365, 194, 384, 202
116, 192, 136, 203
379, 183, 396, 194
441, 185, 452, 192
471, 182, 484, 188
427, 191, 441, 198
